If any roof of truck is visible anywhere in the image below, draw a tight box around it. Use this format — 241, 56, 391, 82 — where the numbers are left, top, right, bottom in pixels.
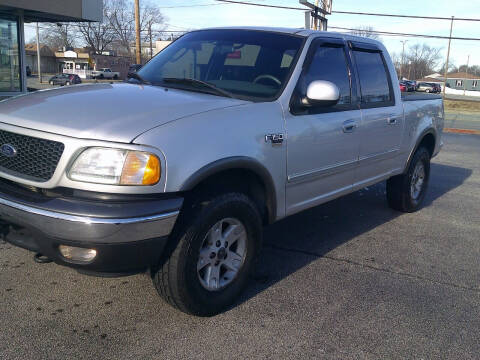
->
197, 26, 380, 44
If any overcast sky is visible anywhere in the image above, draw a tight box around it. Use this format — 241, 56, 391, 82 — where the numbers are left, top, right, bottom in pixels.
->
25, 0, 480, 70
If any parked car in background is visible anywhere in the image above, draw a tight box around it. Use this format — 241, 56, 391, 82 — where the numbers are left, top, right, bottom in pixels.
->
127, 64, 142, 79
416, 82, 436, 93
48, 73, 82, 86
399, 82, 407, 92
26, 66, 31, 76
432, 83, 442, 93
0, 28, 444, 317
404, 80, 416, 92
91, 68, 120, 79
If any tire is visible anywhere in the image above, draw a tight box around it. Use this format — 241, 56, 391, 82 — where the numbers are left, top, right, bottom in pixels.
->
99, 74, 104, 79
152, 192, 262, 316
49, 81, 54, 85
425, 89, 430, 93
386, 146, 430, 212
66, 81, 71, 86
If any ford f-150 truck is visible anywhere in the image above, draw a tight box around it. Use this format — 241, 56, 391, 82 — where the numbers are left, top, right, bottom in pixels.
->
0, 27, 443, 316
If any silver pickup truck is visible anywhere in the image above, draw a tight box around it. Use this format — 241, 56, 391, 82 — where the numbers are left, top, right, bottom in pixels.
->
0, 27, 443, 316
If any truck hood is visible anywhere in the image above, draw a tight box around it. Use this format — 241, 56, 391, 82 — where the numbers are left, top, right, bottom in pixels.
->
0, 83, 248, 143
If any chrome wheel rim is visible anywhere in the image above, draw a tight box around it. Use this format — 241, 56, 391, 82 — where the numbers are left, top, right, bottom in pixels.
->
411, 162, 425, 200
197, 218, 247, 291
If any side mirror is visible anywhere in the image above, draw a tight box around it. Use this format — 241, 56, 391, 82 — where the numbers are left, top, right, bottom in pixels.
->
302, 80, 340, 107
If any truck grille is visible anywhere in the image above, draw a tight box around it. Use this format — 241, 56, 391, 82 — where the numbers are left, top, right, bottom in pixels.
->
0, 130, 64, 182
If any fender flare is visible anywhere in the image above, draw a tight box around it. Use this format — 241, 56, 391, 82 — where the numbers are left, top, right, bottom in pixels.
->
404, 128, 437, 172
180, 156, 277, 223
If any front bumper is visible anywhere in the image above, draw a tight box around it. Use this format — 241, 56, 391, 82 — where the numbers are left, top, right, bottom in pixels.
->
0, 186, 182, 275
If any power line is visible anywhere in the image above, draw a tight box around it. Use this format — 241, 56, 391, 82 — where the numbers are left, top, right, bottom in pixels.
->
329, 26, 480, 41
331, 10, 480, 22
215, 0, 304, 10
214, 0, 480, 22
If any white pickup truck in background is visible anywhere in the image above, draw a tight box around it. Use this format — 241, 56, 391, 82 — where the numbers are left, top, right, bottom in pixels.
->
90, 68, 120, 79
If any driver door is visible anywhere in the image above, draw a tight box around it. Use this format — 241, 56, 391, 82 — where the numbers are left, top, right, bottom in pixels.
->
285, 39, 361, 215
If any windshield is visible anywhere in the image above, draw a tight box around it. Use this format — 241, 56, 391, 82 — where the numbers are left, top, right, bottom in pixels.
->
136, 30, 304, 101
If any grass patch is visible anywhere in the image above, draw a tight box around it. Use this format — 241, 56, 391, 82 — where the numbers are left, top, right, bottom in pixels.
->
444, 99, 480, 113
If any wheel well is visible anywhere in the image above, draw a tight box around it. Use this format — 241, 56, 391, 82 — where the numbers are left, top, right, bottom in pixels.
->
418, 133, 435, 158
184, 168, 274, 225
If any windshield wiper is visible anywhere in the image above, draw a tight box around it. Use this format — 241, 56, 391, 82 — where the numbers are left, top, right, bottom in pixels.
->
127, 72, 151, 85
162, 77, 236, 99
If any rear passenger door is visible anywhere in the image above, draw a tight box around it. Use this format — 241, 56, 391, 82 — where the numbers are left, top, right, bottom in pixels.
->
350, 42, 404, 186
285, 38, 361, 215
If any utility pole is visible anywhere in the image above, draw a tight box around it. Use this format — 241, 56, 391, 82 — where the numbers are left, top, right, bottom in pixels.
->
299, 1, 332, 31
463, 54, 470, 96
149, 23, 153, 59
314, 0, 319, 30
36, 22, 42, 83
400, 40, 408, 80
134, 0, 141, 65
443, 16, 454, 96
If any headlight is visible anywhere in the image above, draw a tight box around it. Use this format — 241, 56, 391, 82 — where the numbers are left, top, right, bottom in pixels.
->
68, 147, 160, 185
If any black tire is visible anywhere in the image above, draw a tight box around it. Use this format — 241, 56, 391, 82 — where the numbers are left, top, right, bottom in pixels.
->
66, 81, 71, 86
49, 81, 54, 85
386, 146, 430, 212
152, 192, 262, 316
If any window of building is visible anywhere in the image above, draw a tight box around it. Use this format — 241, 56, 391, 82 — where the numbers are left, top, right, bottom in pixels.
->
353, 50, 392, 105
0, 15, 21, 93
456, 79, 463, 87
472, 80, 478, 88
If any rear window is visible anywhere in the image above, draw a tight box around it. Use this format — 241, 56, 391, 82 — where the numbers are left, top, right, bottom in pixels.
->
353, 50, 393, 105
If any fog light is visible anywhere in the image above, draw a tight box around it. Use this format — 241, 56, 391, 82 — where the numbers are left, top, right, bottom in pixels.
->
59, 245, 97, 262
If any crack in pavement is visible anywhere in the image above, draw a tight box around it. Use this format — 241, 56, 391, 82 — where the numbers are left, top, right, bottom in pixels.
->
264, 243, 480, 294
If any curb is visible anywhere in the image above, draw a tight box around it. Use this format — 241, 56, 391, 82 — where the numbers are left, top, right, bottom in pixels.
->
444, 128, 480, 135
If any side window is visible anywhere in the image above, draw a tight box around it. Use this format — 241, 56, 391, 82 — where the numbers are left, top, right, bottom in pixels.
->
301, 45, 352, 106
353, 50, 393, 105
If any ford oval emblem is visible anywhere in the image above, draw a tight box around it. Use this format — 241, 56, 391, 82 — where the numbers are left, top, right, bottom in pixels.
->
0, 144, 17, 158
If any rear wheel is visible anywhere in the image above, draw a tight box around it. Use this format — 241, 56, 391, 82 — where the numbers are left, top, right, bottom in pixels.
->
152, 192, 262, 316
386, 147, 430, 212
66, 81, 71, 86
49, 80, 54, 85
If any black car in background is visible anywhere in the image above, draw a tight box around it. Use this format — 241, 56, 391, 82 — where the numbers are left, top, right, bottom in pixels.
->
127, 64, 142, 79
406, 80, 417, 91
49, 73, 82, 86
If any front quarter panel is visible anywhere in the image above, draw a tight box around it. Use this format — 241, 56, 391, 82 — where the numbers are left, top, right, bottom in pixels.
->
133, 101, 287, 219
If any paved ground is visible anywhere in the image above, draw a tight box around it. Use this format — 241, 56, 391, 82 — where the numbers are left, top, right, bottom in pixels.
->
1, 133, 479, 360
445, 112, 480, 131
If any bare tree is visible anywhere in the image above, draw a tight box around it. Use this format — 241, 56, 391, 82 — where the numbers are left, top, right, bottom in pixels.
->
107, 0, 166, 58
350, 26, 381, 40
40, 23, 76, 50
77, 2, 116, 54
406, 43, 442, 79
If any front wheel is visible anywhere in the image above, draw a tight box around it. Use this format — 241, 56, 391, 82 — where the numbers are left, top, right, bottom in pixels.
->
152, 192, 262, 316
386, 146, 430, 212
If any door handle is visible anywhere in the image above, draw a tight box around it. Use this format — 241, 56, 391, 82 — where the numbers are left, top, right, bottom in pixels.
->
387, 117, 398, 125
342, 120, 357, 133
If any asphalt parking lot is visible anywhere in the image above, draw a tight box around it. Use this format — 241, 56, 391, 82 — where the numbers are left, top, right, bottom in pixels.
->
1, 132, 479, 360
